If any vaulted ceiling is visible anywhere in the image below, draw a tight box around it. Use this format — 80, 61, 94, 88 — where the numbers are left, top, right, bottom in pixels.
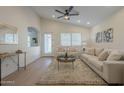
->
32, 6, 123, 28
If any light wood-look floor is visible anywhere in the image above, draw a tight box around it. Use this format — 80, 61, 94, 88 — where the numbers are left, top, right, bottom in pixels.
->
2, 57, 55, 86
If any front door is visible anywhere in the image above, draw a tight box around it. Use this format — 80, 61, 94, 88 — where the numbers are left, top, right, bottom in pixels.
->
44, 33, 52, 56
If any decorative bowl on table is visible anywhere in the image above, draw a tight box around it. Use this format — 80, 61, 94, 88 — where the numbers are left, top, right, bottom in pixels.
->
16, 50, 23, 54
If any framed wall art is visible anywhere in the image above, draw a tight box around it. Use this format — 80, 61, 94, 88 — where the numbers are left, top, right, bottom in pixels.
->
96, 28, 113, 43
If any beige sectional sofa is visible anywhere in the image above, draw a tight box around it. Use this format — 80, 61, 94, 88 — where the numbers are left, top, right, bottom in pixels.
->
80, 48, 124, 84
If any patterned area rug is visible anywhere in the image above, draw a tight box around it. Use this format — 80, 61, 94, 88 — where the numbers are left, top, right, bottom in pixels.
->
36, 59, 107, 85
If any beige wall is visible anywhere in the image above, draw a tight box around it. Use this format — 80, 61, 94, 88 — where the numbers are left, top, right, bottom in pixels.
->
0, 6, 41, 78
40, 18, 91, 56
90, 8, 124, 50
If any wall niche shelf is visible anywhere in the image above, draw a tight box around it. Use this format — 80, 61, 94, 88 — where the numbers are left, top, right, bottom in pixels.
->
0, 23, 18, 45
27, 27, 38, 47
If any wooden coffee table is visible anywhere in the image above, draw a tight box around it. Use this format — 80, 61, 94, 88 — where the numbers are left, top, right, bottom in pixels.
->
57, 55, 76, 71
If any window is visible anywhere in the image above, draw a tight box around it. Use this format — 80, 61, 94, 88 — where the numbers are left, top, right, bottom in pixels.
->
5, 33, 17, 43
0, 23, 18, 44
72, 33, 81, 46
61, 33, 71, 46
5, 34, 14, 43
61, 33, 81, 46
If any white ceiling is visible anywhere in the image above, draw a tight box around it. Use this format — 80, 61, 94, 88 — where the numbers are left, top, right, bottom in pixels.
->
32, 6, 123, 28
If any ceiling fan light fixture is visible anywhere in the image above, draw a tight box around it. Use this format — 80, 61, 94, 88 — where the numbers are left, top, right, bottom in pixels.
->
64, 16, 69, 20
52, 15, 55, 18
55, 6, 79, 20
87, 21, 90, 25
77, 20, 81, 23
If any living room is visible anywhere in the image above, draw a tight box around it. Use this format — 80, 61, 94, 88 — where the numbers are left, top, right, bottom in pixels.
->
0, 5, 124, 87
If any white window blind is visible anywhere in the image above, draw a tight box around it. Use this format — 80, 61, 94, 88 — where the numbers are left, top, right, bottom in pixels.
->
61, 33, 71, 46
72, 33, 81, 46
61, 33, 81, 46
5, 33, 17, 43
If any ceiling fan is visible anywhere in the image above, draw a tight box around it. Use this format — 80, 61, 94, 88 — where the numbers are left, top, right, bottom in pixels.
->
55, 6, 79, 20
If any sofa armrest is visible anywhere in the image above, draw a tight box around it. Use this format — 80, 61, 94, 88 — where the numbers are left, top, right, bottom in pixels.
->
103, 61, 124, 84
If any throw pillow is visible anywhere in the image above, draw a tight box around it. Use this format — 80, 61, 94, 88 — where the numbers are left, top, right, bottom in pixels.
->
57, 47, 65, 52
68, 52, 77, 57
57, 52, 65, 56
68, 48, 77, 52
95, 48, 104, 56
107, 51, 122, 61
98, 50, 109, 61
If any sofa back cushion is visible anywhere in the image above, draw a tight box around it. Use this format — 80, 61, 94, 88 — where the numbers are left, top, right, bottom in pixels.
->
107, 50, 122, 61
98, 50, 109, 61
56, 47, 65, 56
67, 47, 78, 56
119, 51, 124, 60
95, 48, 104, 56
120, 53, 124, 60
57, 47, 65, 52
68, 48, 78, 52
85, 48, 94, 55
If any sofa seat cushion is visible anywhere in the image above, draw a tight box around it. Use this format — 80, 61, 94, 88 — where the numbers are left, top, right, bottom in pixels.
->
80, 54, 87, 60
80, 53, 103, 71
88, 58, 103, 71
80, 54, 97, 61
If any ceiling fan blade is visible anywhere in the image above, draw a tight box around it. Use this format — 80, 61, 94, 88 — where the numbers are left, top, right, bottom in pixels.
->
69, 13, 79, 16
57, 15, 65, 19
68, 6, 74, 12
55, 10, 65, 14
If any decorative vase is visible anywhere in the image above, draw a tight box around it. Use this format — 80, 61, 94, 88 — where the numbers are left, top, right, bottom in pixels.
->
65, 52, 68, 58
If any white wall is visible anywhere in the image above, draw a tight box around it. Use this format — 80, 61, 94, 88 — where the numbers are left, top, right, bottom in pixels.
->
0, 6, 41, 78
90, 8, 124, 50
40, 18, 91, 56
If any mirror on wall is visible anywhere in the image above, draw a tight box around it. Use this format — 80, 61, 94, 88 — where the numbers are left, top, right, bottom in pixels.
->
0, 23, 18, 45
27, 27, 38, 47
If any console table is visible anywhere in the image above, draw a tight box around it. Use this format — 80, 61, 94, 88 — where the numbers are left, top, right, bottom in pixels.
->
16, 52, 26, 71
0, 52, 26, 86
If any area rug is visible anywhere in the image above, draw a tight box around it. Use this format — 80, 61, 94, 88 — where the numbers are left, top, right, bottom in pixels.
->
36, 59, 107, 85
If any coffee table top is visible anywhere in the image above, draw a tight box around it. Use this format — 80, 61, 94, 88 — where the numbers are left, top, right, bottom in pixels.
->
57, 55, 76, 62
